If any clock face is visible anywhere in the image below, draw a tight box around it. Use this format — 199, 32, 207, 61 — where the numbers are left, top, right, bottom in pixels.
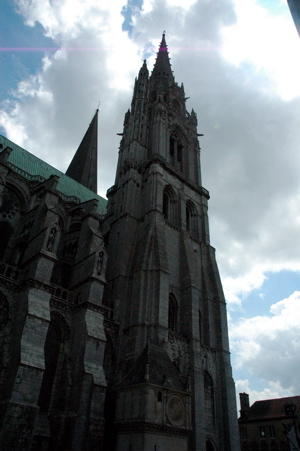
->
167, 395, 185, 427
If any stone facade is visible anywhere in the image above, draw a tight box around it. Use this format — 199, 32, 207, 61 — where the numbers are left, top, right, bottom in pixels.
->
0, 35, 240, 450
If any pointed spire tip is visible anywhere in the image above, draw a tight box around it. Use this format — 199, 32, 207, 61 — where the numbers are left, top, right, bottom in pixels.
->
65, 111, 98, 192
150, 32, 174, 81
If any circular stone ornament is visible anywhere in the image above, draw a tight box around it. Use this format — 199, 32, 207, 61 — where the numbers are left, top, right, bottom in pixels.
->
167, 395, 185, 427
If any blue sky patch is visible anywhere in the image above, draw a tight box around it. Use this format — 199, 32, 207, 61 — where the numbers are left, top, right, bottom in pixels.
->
231, 270, 300, 321
258, 0, 286, 14
0, 0, 56, 103
121, 0, 143, 36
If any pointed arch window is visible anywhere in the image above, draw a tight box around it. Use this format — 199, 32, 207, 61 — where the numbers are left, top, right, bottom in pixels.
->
199, 310, 202, 344
16, 242, 27, 267
0, 186, 23, 262
0, 221, 13, 260
0, 291, 11, 388
38, 313, 71, 414
170, 134, 176, 158
168, 294, 178, 332
204, 371, 215, 428
206, 441, 215, 451
60, 263, 72, 289
38, 322, 61, 413
163, 186, 178, 227
186, 200, 198, 240
169, 131, 183, 171
163, 191, 169, 218
103, 333, 115, 384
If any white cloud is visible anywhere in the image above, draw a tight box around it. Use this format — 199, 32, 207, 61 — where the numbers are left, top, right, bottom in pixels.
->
2, 0, 300, 300
222, 0, 300, 100
2, 0, 300, 399
1, 0, 299, 295
222, 269, 267, 305
235, 379, 294, 408
16, 0, 126, 41
231, 291, 300, 394
166, 0, 197, 10
1, 0, 143, 196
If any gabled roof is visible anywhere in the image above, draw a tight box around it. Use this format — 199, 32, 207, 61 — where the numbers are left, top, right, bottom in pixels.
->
66, 109, 98, 192
0, 134, 107, 214
241, 396, 300, 421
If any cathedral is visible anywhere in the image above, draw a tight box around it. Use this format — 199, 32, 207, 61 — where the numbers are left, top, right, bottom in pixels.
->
0, 35, 240, 451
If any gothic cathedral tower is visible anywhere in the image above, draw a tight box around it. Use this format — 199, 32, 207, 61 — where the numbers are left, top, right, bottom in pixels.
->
103, 35, 240, 451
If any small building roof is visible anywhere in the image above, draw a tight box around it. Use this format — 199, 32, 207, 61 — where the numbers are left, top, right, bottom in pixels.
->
240, 396, 300, 422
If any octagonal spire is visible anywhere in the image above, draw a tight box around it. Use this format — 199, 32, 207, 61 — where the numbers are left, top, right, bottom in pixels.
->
151, 33, 174, 82
66, 109, 98, 193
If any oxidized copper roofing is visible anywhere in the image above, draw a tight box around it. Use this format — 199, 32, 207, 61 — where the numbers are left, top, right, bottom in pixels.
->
0, 134, 107, 214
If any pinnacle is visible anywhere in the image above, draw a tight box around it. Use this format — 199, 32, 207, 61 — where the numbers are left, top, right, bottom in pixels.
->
160, 32, 167, 52
138, 59, 149, 77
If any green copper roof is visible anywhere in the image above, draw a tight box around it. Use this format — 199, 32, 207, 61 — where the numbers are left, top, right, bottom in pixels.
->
0, 134, 107, 214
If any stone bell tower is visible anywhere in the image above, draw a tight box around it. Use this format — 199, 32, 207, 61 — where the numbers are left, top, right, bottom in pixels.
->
103, 34, 240, 451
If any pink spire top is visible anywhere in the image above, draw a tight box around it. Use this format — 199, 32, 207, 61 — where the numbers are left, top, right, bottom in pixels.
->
159, 32, 167, 52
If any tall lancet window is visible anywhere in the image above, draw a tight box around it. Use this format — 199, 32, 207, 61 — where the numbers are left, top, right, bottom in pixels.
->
0, 221, 13, 260
0, 291, 10, 388
199, 310, 202, 344
186, 200, 198, 240
168, 294, 178, 332
163, 186, 178, 227
204, 372, 215, 429
38, 313, 71, 414
169, 131, 183, 172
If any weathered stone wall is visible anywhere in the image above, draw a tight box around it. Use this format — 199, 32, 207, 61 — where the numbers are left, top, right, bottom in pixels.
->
0, 153, 109, 450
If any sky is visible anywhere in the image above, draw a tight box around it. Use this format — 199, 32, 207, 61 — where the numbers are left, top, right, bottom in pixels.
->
1, 0, 300, 412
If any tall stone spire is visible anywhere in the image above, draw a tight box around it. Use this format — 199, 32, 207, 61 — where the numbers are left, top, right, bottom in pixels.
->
151, 32, 174, 82
66, 109, 98, 193
103, 34, 240, 451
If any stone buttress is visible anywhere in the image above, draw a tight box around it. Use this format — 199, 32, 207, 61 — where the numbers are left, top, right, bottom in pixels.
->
0, 118, 109, 450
